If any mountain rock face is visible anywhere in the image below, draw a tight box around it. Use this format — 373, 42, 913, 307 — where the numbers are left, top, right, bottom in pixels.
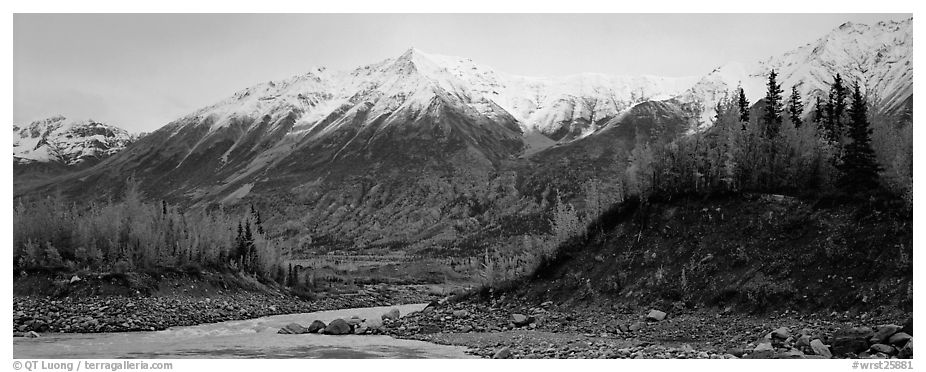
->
13, 115, 135, 166
16, 18, 913, 253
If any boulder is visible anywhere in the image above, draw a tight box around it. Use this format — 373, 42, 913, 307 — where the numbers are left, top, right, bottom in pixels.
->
492, 346, 512, 359
898, 339, 913, 359
452, 310, 469, 318
832, 327, 874, 356
746, 342, 775, 359
324, 318, 352, 335
889, 332, 912, 346
771, 327, 791, 340
646, 309, 667, 321
26, 331, 40, 338
725, 348, 747, 358
870, 324, 901, 344
306, 320, 327, 333
810, 339, 833, 358
869, 344, 896, 355
382, 308, 401, 321
795, 334, 812, 349
628, 322, 644, 332
69, 275, 81, 284
277, 322, 307, 334
511, 314, 534, 327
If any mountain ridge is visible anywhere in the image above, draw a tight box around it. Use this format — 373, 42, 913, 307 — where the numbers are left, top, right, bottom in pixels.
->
12, 115, 136, 166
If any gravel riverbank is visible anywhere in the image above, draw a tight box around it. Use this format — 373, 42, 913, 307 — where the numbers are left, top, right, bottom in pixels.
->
380, 297, 913, 359
13, 284, 436, 334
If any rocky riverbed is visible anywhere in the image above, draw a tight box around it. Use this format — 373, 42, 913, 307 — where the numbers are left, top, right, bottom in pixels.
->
13, 283, 435, 334
14, 278, 914, 360
378, 297, 913, 359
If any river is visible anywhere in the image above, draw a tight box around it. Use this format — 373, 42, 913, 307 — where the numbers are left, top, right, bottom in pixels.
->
13, 303, 474, 359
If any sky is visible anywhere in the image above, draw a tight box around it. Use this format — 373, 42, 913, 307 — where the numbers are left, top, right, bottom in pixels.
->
14, 13, 912, 133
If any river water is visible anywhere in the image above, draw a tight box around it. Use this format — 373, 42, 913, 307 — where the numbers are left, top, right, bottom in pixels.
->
13, 303, 474, 359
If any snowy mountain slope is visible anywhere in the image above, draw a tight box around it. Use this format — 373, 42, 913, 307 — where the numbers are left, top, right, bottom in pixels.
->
19, 18, 914, 203
12, 115, 135, 165
159, 14, 913, 171
677, 18, 912, 127
164, 48, 699, 151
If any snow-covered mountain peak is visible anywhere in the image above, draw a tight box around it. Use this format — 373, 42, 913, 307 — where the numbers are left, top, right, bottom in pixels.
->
13, 115, 135, 165
164, 16, 912, 149
678, 17, 912, 127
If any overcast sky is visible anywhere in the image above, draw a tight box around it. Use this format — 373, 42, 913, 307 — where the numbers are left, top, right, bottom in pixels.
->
14, 13, 911, 133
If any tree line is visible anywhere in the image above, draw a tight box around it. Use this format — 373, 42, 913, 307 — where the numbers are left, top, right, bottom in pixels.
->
622, 70, 911, 204
13, 179, 288, 283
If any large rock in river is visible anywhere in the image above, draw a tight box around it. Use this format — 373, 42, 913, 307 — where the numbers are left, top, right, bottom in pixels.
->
324, 318, 352, 335
307, 320, 326, 333
278, 323, 307, 334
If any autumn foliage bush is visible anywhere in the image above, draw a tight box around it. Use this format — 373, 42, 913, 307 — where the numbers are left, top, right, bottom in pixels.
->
13, 179, 286, 283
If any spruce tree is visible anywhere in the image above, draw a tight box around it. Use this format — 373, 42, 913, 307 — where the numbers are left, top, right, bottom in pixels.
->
812, 96, 826, 127
838, 82, 880, 194
787, 86, 804, 128
244, 221, 253, 244
235, 222, 244, 260
762, 69, 784, 137
287, 263, 294, 286
243, 222, 254, 272
736, 87, 750, 128
825, 74, 848, 142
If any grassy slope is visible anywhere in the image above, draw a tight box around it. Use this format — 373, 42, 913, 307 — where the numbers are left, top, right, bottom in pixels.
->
515, 194, 912, 315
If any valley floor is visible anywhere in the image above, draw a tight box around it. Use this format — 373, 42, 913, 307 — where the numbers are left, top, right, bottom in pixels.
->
386, 297, 913, 359
12, 273, 914, 359
12, 271, 442, 334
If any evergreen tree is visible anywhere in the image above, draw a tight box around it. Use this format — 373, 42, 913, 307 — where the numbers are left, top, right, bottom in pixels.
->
736, 87, 750, 128
287, 263, 294, 286
243, 222, 254, 272
762, 69, 784, 137
825, 74, 848, 142
244, 221, 253, 244
234, 221, 245, 264
812, 95, 826, 127
838, 82, 881, 194
787, 86, 804, 128
250, 205, 264, 235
